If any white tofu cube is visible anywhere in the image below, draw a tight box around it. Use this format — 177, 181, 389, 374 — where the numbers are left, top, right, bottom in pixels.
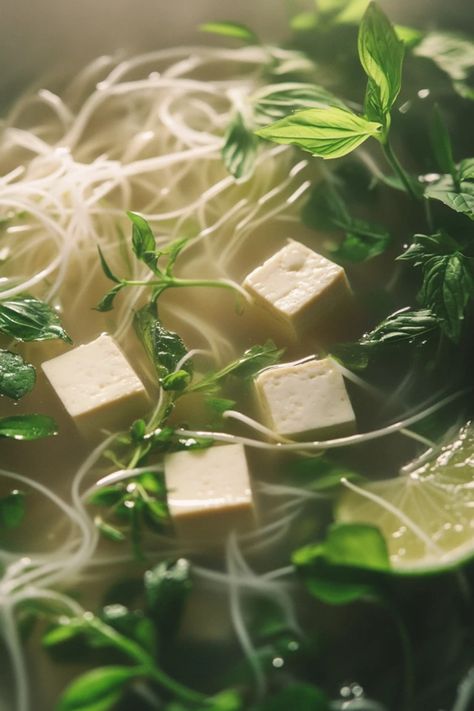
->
165, 444, 255, 540
254, 358, 356, 439
41, 334, 149, 436
243, 240, 351, 336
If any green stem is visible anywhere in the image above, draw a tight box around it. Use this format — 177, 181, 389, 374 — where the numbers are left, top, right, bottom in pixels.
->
127, 390, 174, 469
126, 277, 239, 294
382, 139, 420, 202
87, 616, 208, 705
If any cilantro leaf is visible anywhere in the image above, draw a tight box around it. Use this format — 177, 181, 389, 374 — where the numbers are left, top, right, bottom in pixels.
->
358, 2, 405, 122
222, 113, 258, 180
199, 21, 259, 45
255, 106, 382, 159
0, 414, 58, 440
0, 296, 71, 343
0, 349, 36, 399
134, 305, 191, 382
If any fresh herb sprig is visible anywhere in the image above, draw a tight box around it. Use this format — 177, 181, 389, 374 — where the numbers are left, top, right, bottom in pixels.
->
96, 212, 242, 311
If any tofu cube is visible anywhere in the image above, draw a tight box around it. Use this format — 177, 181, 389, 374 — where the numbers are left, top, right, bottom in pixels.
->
254, 358, 356, 439
165, 444, 255, 540
41, 334, 149, 436
243, 240, 351, 336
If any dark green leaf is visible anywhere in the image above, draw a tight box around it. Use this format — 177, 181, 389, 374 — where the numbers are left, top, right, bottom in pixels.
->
56, 665, 138, 711
358, 2, 405, 121
255, 683, 329, 711
199, 21, 259, 45
205, 397, 237, 418
0, 349, 36, 399
88, 487, 124, 508
127, 211, 158, 272
289, 457, 363, 491
97, 246, 121, 283
414, 31, 474, 99
331, 227, 391, 262
0, 490, 25, 529
134, 304, 190, 381
425, 175, 474, 220
144, 559, 192, 639
0, 414, 58, 440
253, 83, 346, 124
255, 107, 381, 160
222, 113, 258, 180
0, 296, 71, 343
94, 284, 125, 312
161, 369, 192, 391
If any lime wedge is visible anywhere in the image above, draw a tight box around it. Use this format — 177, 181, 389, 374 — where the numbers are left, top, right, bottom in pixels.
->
336, 421, 474, 573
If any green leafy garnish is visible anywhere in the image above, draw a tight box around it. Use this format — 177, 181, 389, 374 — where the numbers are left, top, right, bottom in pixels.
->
0, 349, 36, 399
134, 304, 191, 383
222, 113, 259, 180
199, 21, 259, 45
255, 106, 382, 159
0, 414, 58, 440
414, 31, 474, 99
56, 665, 139, 711
0, 490, 26, 530
0, 295, 71, 343
425, 174, 474, 221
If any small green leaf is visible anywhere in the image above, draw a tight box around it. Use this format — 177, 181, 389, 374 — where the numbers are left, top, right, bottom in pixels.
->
97, 246, 121, 284
289, 457, 362, 492
256, 107, 381, 160
199, 21, 259, 45
0, 349, 36, 399
94, 517, 126, 543
94, 284, 125, 312
0, 296, 71, 343
0, 414, 58, 440
425, 175, 474, 220
0, 490, 25, 529
134, 304, 191, 381
127, 211, 158, 272
56, 665, 139, 711
332, 229, 391, 262
145, 559, 192, 639
415, 31, 474, 99
358, 2, 405, 121
459, 158, 474, 181
222, 113, 258, 180
43, 618, 86, 648
161, 369, 192, 392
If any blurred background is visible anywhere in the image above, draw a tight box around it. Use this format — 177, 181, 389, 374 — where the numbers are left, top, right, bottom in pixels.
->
0, 0, 472, 102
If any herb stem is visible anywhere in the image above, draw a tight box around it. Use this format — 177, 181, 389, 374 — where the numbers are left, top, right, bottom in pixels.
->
382, 139, 420, 202
125, 277, 239, 293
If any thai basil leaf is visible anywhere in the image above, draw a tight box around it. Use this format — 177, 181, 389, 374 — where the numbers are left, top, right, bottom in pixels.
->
0, 349, 36, 399
56, 665, 138, 711
94, 284, 126, 312
0, 414, 58, 440
127, 211, 158, 273
255, 107, 381, 160
199, 21, 259, 45
0, 296, 71, 343
134, 304, 190, 381
425, 175, 474, 220
0, 490, 25, 529
222, 113, 258, 180
414, 31, 474, 99
358, 2, 405, 122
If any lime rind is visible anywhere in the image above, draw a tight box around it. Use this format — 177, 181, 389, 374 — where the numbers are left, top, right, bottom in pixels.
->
336, 421, 474, 574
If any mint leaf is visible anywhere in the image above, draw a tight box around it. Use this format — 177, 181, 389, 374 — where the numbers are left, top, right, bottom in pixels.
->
0, 414, 58, 440
255, 107, 381, 159
134, 305, 190, 381
199, 21, 259, 45
56, 665, 138, 711
222, 113, 258, 180
425, 175, 474, 220
0, 296, 71, 343
358, 2, 405, 121
0, 490, 25, 529
0, 349, 36, 399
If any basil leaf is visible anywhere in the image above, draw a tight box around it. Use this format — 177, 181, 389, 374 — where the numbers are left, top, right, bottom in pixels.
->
293, 523, 389, 605
0, 414, 58, 440
222, 113, 258, 180
0, 296, 71, 343
358, 2, 405, 121
134, 304, 190, 381
0, 490, 25, 529
253, 83, 347, 123
97, 246, 121, 284
415, 31, 474, 99
0, 350, 36, 399
199, 21, 259, 45
425, 175, 474, 220
94, 284, 126, 312
302, 184, 391, 262
144, 559, 192, 640
127, 211, 158, 273
56, 665, 138, 711
256, 107, 381, 160
459, 158, 474, 181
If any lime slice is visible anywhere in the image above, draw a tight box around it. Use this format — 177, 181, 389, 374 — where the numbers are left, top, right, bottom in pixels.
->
336, 421, 474, 573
